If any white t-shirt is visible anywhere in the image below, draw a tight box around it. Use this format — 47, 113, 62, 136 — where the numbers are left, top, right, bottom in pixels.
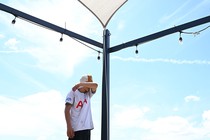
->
65, 90, 95, 132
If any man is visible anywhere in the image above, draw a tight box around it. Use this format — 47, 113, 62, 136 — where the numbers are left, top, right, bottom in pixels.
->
64, 75, 98, 140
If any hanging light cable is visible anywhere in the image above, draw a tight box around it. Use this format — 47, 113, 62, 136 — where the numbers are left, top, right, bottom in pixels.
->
70, 37, 102, 60
179, 31, 183, 43
135, 44, 139, 54
178, 25, 210, 43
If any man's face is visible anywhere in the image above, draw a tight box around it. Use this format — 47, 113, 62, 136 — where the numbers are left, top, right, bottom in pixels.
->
81, 87, 90, 93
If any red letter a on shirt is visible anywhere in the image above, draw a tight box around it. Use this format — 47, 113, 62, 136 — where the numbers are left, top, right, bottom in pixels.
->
76, 101, 83, 108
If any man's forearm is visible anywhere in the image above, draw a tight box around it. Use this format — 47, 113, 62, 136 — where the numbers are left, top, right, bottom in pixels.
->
64, 105, 72, 129
78, 82, 98, 89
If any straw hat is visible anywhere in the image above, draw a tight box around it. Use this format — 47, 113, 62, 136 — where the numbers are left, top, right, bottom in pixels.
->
80, 75, 93, 83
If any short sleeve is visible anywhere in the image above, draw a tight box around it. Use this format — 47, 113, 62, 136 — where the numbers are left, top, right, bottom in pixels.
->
65, 91, 74, 104
88, 90, 95, 98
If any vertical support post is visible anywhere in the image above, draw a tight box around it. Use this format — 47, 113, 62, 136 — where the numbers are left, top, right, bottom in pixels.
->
101, 29, 110, 140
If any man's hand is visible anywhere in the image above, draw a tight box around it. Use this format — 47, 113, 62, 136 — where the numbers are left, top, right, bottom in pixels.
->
67, 127, 75, 139
72, 84, 80, 92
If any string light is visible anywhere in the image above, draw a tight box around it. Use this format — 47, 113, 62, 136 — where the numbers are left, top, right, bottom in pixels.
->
11, 16, 16, 24
97, 51, 101, 60
58, 21, 102, 60
60, 22, 67, 42
8, 11, 210, 62
135, 45, 139, 54
179, 32, 183, 43
60, 34, 63, 42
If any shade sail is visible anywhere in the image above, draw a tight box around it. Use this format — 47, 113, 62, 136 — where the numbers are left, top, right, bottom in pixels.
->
78, 0, 127, 28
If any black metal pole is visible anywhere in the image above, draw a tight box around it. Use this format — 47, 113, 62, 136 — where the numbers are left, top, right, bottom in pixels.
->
101, 29, 110, 140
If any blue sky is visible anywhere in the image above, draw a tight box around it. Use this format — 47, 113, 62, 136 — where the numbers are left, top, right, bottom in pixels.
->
0, 0, 210, 140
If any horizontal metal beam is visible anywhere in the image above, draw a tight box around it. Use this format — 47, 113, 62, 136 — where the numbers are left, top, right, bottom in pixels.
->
0, 3, 103, 49
1, 3, 210, 54
109, 15, 210, 53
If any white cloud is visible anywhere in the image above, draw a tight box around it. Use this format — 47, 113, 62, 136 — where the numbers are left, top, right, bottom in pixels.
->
111, 56, 210, 65
110, 104, 210, 140
173, 107, 179, 112
0, 34, 4, 39
149, 116, 192, 134
0, 90, 66, 139
203, 110, 210, 121
159, 0, 209, 27
0, 0, 101, 77
1, 94, 210, 140
4, 38, 18, 46
185, 95, 200, 102
25, 41, 91, 77
159, 0, 190, 24
202, 110, 210, 129
112, 105, 150, 128
0, 56, 48, 90
117, 20, 125, 30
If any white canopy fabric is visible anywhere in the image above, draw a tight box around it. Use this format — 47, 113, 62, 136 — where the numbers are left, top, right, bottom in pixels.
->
78, 0, 127, 28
